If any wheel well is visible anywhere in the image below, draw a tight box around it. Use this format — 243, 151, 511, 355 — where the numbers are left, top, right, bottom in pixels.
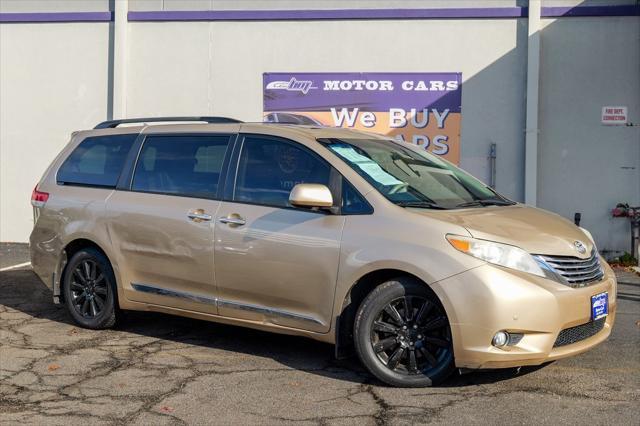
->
64, 239, 107, 260
335, 269, 441, 359
58, 239, 110, 303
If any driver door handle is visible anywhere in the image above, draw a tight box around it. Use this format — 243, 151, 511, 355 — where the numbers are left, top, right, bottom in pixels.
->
219, 215, 246, 226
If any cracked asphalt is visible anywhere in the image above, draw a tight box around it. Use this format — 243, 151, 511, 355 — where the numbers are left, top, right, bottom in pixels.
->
1, 245, 639, 425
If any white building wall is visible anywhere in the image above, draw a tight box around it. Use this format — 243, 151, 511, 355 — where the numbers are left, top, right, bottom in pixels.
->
0, 0, 110, 12
0, 21, 111, 242
538, 16, 640, 256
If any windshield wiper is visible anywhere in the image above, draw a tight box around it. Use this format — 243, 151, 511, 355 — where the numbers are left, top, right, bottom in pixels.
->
395, 201, 449, 210
455, 199, 515, 208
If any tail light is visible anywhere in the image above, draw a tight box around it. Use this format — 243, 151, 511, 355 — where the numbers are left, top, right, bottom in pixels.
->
31, 185, 49, 208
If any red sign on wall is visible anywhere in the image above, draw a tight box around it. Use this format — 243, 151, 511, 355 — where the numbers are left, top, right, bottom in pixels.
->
601, 106, 628, 125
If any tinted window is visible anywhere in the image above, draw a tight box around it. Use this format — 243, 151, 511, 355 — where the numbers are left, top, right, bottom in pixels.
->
57, 134, 136, 187
234, 136, 330, 208
132, 135, 230, 198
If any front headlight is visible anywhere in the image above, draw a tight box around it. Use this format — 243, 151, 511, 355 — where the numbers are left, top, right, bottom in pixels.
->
446, 235, 545, 278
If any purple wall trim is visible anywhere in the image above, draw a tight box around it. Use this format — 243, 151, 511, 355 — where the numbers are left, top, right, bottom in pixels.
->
1, 6, 636, 24
0, 11, 113, 23
128, 7, 527, 22
128, 5, 639, 22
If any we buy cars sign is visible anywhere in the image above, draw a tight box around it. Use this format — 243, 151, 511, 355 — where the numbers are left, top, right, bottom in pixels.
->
263, 72, 462, 164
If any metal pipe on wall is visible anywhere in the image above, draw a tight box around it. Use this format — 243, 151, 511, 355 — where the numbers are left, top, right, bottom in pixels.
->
113, 0, 128, 119
524, 0, 541, 206
489, 143, 497, 189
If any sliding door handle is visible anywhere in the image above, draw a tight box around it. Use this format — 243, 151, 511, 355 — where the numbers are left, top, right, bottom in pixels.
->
188, 209, 212, 222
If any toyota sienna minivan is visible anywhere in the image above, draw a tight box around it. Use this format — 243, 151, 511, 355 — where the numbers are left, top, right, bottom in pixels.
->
30, 117, 616, 387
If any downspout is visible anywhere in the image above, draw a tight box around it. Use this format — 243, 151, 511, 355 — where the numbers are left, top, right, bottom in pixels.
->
525, 0, 541, 205
113, 0, 128, 119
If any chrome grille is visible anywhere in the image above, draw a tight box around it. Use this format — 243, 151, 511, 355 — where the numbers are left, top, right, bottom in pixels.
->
536, 250, 604, 287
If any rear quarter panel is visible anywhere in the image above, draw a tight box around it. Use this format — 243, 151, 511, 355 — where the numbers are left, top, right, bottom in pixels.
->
29, 129, 141, 300
30, 185, 118, 298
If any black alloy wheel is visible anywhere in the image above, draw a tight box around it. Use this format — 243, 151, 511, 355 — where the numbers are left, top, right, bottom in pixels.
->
69, 259, 108, 318
63, 248, 119, 329
354, 278, 454, 387
371, 295, 451, 375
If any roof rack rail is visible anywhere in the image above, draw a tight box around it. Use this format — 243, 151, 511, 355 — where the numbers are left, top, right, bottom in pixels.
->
94, 116, 243, 129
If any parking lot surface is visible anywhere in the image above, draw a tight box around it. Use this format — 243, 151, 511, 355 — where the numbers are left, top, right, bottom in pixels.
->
1, 245, 639, 425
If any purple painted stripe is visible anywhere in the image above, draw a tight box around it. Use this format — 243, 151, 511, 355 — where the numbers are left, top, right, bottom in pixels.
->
1, 5, 636, 24
541, 5, 639, 18
128, 5, 639, 22
0, 11, 113, 23
128, 7, 527, 22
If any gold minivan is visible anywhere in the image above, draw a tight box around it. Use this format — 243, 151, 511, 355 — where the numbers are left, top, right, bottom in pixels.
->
30, 117, 616, 387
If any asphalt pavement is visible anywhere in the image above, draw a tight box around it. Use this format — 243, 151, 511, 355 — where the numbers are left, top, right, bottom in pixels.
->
1, 244, 639, 425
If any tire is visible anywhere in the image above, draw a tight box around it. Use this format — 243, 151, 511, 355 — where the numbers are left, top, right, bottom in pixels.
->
354, 277, 454, 387
62, 248, 119, 329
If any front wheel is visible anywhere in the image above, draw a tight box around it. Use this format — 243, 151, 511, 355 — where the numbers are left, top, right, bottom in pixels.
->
354, 278, 454, 387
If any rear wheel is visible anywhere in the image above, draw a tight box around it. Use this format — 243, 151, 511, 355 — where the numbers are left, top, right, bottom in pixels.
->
354, 278, 454, 387
62, 248, 119, 329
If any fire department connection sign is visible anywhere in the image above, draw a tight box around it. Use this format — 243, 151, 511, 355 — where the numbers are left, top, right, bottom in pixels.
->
263, 72, 462, 164
601, 106, 628, 125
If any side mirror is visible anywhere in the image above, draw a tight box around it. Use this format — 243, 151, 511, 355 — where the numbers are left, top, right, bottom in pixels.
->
289, 184, 333, 208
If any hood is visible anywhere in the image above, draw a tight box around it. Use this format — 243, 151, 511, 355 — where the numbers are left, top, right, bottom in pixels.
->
418, 204, 594, 258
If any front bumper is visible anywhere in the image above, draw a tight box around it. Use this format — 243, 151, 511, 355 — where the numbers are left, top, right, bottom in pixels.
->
432, 261, 617, 369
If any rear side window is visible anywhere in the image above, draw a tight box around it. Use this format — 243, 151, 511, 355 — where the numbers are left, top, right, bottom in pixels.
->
233, 136, 331, 208
132, 135, 231, 199
57, 134, 137, 187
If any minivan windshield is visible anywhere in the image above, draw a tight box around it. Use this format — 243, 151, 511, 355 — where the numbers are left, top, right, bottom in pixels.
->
320, 138, 514, 210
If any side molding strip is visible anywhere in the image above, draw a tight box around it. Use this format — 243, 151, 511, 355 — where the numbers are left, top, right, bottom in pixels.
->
131, 283, 217, 305
217, 299, 324, 326
131, 283, 324, 326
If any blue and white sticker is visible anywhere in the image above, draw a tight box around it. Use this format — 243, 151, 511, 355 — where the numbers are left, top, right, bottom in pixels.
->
591, 292, 608, 321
